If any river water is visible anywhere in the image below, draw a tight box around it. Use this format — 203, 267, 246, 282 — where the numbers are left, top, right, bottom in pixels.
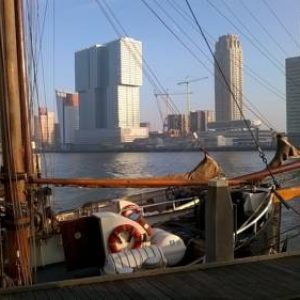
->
41, 150, 300, 250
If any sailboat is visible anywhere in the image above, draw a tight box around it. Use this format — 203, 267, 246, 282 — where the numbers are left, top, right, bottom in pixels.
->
1, 0, 300, 288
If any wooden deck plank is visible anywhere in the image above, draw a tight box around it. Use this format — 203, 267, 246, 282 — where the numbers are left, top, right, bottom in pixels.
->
81, 285, 104, 299
73, 286, 95, 300
47, 288, 74, 300
144, 275, 186, 299
190, 270, 250, 299
120, 277, 172, 299
172, 272, 229, 299
110, 281, 138, 300
205, 262, 299, 299
68, 286, 93, 300
204, 266, 272, 299
83, 284, 112, 299
161, 272, 206, 299
109, 280, 149, 300
241, 261, 300, 289
96, 281, 132, 300
2, 252, 300, 299
194, 269, 256, 299
267, 257, 300, 273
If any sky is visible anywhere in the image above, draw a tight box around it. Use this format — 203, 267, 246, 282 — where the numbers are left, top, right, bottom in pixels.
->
35, 0, 300, 132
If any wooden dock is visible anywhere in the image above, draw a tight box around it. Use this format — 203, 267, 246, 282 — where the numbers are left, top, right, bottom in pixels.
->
1, 251, 300, 299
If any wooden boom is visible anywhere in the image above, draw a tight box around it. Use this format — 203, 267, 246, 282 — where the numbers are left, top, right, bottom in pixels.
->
32, 177, 212, 188
231, 160, 300, 184
30, 160, 300, 188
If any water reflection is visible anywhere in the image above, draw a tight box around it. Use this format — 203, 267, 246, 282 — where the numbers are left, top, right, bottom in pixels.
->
43, 151, 273, 210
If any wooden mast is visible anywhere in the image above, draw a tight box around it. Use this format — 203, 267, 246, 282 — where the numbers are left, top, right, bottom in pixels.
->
15, 0, 33, 176
0, 0, 32, 285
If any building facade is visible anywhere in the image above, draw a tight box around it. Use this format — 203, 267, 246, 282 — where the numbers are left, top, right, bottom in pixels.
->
286, 56, 300, 146
214, 34, 243, 122
33, 107, 55, 148
167, 114, 186, 136
190, 110, 215, 132
75, 37, 148, 144
56, 90, 79, 148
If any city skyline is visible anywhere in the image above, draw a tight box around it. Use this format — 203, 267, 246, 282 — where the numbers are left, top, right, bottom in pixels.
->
36, 0, 300, 132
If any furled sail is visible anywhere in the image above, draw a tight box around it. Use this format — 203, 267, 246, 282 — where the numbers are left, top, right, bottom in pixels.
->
169, 151, 222, 181
268, 134, 300, 168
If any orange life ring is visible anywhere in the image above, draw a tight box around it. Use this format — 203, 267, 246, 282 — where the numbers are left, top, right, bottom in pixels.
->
121, 204, 153, 236
108, 224, 144, 253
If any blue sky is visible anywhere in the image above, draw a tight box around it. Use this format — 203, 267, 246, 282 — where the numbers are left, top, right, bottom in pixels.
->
37, 0, 300, 132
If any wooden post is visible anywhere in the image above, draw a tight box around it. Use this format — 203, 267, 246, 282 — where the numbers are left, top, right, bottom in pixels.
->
205, 178, 234, 263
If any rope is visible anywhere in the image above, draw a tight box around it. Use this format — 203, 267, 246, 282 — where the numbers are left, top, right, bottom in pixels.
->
184, 0, 297, 202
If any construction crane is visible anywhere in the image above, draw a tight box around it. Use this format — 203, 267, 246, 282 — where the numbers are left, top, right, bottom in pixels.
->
177, 76, 208, 134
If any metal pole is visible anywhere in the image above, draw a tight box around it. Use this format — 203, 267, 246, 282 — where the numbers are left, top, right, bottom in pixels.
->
186, 82, 190, 135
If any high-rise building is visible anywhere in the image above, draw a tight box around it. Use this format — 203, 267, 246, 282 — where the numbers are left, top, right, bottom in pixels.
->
56, 90, 79, 148
190, 110, 215, 132
214, 34, 243, 122
34, 107, 55, 147
74, 37, 148, 144
167, 114, 186, 136
286, 56, 300, 145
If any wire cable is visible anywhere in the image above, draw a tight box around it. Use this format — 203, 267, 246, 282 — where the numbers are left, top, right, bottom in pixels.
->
151, 0, 278, 130
262, 0, 300, 50
240, 0, 289, 57
185, 0, 282, 188
95, 0, 181, 128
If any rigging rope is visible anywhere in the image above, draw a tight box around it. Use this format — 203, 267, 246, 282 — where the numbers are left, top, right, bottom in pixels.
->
142, 0, 278, 131
185, 0, 300, 221
166, 0, 286, 100
184, 0, 280, 185
239, 0, 289, 57
95, 0, 181, 128
205, 0, 300, 92
262, 0, 300, 50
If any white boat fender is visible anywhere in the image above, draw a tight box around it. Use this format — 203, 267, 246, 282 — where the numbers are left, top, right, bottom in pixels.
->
103, 245, 167, 274
151, 228, 186, 266
142, 255, 167, 269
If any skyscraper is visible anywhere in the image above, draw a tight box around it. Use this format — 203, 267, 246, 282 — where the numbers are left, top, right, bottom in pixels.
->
34, 107, 55, 147
190, 110, 215, 132
214, 34, 243, 122
75, 37, 148, 144
286, 56, 300, 145
56, 90, 79, 148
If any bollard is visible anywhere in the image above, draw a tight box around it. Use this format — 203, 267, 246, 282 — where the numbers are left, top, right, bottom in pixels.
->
205, 178, 234, 263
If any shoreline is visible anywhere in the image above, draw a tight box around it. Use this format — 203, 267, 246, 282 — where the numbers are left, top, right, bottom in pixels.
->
37, 145, 276, 153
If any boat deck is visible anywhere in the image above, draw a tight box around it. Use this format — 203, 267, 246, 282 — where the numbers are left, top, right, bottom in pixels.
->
1, 251, 300, 299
